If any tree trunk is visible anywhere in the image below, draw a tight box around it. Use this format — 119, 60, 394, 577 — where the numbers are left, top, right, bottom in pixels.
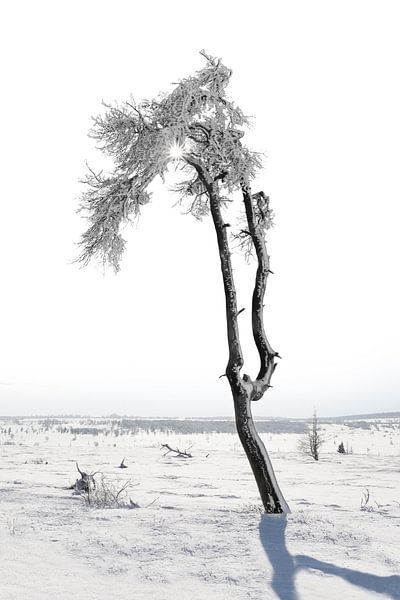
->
233, 391, 290, 513
188, 158, 290, 514
208, 178, 290, 513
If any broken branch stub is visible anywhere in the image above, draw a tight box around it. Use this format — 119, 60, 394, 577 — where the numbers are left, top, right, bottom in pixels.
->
73, 462, 97, 493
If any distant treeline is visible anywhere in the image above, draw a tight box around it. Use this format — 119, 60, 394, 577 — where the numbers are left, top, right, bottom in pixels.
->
319, 412, 400, 421
2, 416, 399, 436
1, 411, 400, 422
116, 419, 307, 434
64, 418, 400, 436
64, 420, 307, 436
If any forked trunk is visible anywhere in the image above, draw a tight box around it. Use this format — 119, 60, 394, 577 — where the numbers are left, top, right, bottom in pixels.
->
233, 391, 289, 513
190, 160, 290, 514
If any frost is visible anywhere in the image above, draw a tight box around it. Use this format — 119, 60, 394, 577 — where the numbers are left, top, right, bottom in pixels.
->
77, 51, 263, 271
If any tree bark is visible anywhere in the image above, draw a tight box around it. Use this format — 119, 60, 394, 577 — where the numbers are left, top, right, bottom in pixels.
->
234, 392, 289, 513
189, 159, 290, 514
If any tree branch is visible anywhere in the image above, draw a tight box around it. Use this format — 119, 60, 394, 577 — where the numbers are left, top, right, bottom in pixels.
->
242, 183, 277, 397
161, 444, 192, 458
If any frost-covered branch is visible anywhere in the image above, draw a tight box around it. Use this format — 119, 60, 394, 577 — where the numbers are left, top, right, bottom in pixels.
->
77, 51, 262, 271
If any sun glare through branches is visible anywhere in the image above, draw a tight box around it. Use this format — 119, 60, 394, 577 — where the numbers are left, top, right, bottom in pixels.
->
168, 141, 185, 160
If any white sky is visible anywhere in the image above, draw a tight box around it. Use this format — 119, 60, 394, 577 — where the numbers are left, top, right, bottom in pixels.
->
0, 0, 399, 418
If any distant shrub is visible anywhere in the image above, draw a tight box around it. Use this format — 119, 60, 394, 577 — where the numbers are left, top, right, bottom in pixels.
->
7, 517, 21, 535
345, 421, 372, 430
298, 410, 323, 461
70, 427, 102, 436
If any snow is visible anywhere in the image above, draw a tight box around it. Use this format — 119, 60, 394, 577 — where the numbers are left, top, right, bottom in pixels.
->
1, 417, 399, 599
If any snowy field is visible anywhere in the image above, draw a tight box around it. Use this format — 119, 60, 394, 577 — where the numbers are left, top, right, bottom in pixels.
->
1, 416, 399, 599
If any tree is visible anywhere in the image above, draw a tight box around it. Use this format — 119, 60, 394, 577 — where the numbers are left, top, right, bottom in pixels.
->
76, 51, 290, 514
337, 441, 353, 455
299, 409, 324, 461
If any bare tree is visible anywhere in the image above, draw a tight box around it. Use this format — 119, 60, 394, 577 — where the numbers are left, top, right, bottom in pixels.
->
76, 51, 289, 514
299, 410, 324, 461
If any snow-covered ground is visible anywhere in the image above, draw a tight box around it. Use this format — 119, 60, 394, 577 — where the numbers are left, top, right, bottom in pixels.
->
1, 417, 399, 599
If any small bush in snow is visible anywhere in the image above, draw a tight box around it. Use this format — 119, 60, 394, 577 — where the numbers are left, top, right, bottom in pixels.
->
82, 475, 135, 508
76, 474, 138, 509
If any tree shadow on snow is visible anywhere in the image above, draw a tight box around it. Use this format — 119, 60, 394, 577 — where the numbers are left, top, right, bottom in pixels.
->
259, 515, 400, 600
259, 515, 299, 600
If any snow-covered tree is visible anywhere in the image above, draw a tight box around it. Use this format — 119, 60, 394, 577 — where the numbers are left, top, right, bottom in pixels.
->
299, 409, 324, 461
77, 51, 289, 514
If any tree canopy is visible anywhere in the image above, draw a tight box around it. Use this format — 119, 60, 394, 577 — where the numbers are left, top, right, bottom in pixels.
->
77, 51, 270, 271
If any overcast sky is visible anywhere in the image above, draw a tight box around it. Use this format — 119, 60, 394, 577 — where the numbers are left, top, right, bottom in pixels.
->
0, 1, 399, 418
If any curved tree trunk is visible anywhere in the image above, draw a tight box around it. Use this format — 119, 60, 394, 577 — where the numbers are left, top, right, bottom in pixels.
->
233, 392, 290, 513
189, 160, 290, 514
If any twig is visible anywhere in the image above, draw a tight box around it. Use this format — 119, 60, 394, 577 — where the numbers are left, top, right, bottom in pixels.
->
115, 480, 131, 502
146, 496, 160, 508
